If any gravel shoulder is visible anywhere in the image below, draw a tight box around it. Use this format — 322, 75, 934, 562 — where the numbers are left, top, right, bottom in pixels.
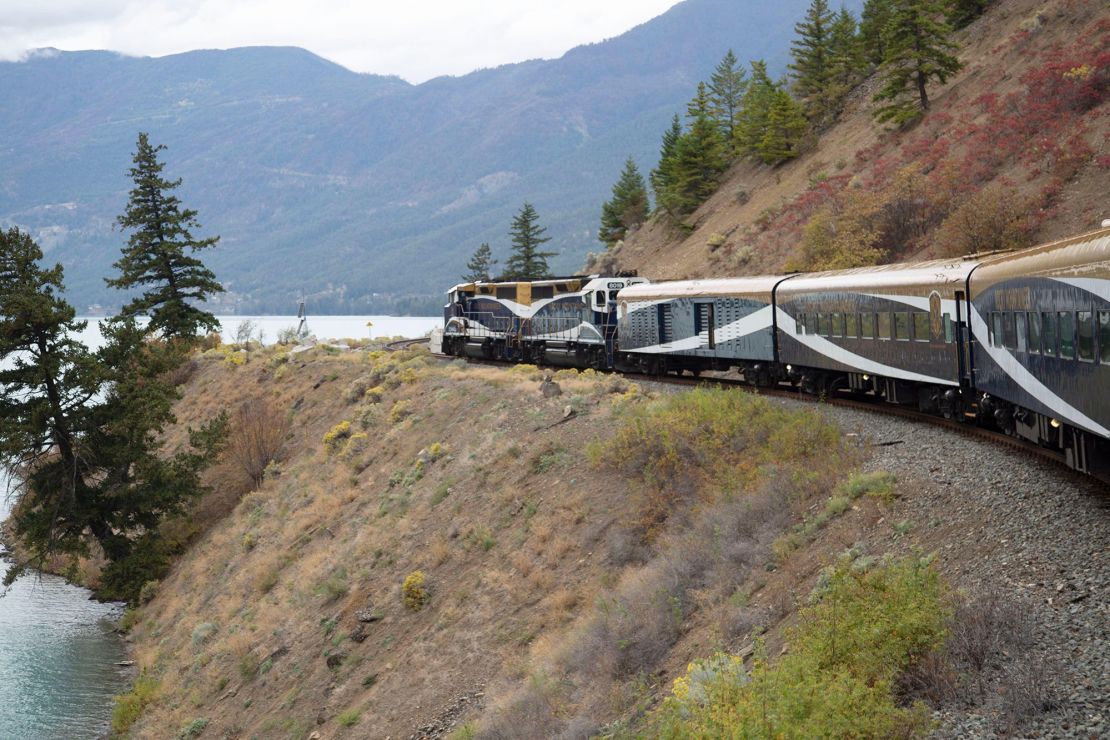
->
805, 400, 1109, 739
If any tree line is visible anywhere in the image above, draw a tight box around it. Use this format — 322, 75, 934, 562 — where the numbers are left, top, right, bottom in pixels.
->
596, 0, 972, 246
1, 133, 226, 602
461, 201, 557, 283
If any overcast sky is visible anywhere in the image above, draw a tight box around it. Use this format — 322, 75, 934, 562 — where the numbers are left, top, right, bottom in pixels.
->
1, 0, 683, 83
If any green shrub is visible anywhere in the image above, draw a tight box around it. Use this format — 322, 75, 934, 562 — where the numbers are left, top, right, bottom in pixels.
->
402, 571, 429, 611
388, 399, 414, 424
323, 421, 352, 455
317, 567, 349, 602
177, 717, 209, 739
337, 709, 362, 727
842, 470, 897, 501
191, 622, 218, 648
111, 674, 160, 734
647, 557, 947, 738
590, 388, 843, 530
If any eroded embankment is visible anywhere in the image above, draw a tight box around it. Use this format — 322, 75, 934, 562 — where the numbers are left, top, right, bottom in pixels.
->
114, 346, 1107, 738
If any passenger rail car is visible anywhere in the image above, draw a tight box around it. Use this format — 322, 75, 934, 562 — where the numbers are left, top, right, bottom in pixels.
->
968, 230, 1110, 472
441, 227, 1110, 474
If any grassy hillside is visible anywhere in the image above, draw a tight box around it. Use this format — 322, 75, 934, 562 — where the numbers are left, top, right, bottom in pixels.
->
101, 342, 1080, 738
611, 0, 1109, 281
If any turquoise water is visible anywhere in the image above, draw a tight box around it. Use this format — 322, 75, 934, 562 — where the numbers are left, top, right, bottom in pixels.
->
0, 492, 129, 740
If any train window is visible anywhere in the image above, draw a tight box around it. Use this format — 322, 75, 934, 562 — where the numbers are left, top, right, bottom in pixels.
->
1002, 312, 1017, 350
805, 313, 817, 335
943, 314, 954, 343
532, 286, 554, 300
878, 312, 891, 340
845, 313, 858, 338
991, 312, 1003, 348
1015, 312, 1027, 352
830, 313, 842, 337
1077, 311, 1094, 362
1027, 312, 1041, 354
1042, 312, 1057, 356
894, 312, 910, 340
913, 312, 930, 342
819, 313, 830, 337
796, 313, 805, 334
1058, 312, 1075, 359
860, 313, 875, 339
1100, 312, 1110, 364
495, 286, 517, 300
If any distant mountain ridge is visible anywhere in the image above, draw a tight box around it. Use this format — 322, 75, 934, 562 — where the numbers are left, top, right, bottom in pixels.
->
0, 0, 840, 314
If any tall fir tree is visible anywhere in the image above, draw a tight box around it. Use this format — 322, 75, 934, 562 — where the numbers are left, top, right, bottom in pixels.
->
758, 89, 809, 163
735, 60, 778, 157
463, 243, 497, 282
650, 114, 684, 212
828, 7, 865, 100
599, 157, 650, 247
663, 83, 729, 215
872, 0, 963, 124
707, 50, 748, 149
109, 132, 224, 341
0, 227, 225, 601
789, 0, 836, 120
502, 202, 556, 280
860, 0, 895, 66
946, 0, 987, 29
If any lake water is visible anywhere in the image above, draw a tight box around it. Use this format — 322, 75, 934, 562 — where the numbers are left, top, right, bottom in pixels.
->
0, 488, 129, 740
0, 315, 440, 738
74, 314, 443, 350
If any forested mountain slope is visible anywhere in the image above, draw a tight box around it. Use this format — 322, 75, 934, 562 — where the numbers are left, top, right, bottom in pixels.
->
611, 0, 1109, 282
0, 0, 842, 314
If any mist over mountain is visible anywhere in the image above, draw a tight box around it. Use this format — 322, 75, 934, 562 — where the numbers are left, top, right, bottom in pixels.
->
0, 0, 840, 314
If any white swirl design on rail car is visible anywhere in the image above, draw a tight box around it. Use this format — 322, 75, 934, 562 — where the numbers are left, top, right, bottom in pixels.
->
968, 307, 1109, 438
775, 309, 956, 386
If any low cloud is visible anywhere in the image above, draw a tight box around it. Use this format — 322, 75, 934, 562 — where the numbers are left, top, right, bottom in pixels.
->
0, 0, 679, 82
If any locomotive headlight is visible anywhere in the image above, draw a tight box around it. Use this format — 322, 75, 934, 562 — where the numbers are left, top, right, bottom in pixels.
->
1050, 418, 1061, 428
862, 374, 870, 381
785, 364, 793, 373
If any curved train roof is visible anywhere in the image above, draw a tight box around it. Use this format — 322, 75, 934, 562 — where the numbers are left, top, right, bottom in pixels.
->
617, 275, 788, 301
970, 226, 1110, 290
777, 257, 981, 296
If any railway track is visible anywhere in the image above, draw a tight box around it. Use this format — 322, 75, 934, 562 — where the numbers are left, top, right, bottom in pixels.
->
431, 349, 1110, 488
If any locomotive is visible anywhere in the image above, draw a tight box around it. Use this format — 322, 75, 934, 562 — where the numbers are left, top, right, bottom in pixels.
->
442, 227, 1110, 475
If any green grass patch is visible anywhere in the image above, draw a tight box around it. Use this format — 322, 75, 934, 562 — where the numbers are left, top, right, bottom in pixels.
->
588, 388, 844, 530
646, 556, 947, 738
111, 674, 160, 734
337, 709, 362, 727
843, 470, 897, 501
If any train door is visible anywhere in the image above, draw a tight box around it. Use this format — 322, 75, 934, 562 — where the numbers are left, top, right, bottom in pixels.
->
955, 290, 972, 386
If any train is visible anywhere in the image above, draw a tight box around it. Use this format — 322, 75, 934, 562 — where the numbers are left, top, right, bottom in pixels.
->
441, 227, 1110, 475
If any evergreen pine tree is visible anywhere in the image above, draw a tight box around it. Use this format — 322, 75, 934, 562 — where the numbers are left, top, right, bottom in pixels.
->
650, 115, 684, 213
0, 228, 225, 600
735, 61, 778, 157
946, 0, 987, 29
828, 7, 865, 100
707, 50, 748, 148
758, 89, 809, 163
599, 157, 650, 247
789, 0, 836, 120
463, 243, 497, 282
109, 132, 224, 341
664, 83, 729, 215
860, 0, 895, 66
872, 0, 963, 124
502, 203, 556, 280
